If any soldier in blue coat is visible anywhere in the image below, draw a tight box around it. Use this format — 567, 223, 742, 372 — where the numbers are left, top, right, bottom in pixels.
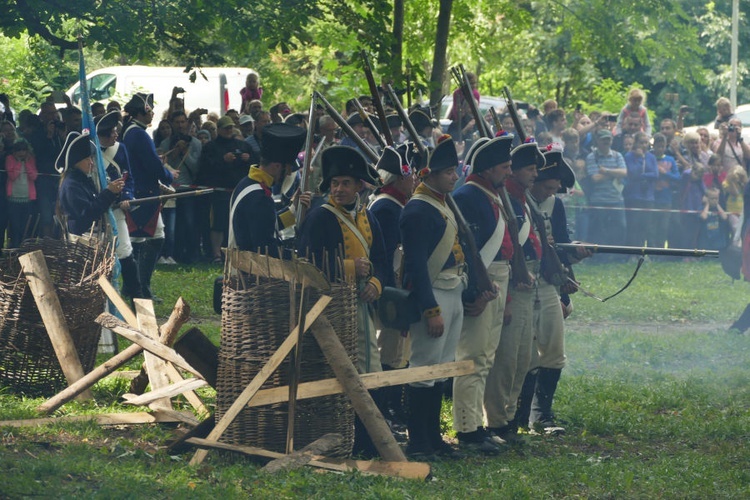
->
95, 110, 142, 299
400, 135, 466, 459
121, 93, 174, 301
368, 142, 421, 428
484, 140, 545, 444
58, 132, 124, 237
518, 143, 590, 435
451, 132, 515, 454
228, 123, 307, 257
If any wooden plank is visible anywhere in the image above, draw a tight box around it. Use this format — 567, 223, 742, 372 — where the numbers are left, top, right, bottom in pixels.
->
95, 313, 204, 378
189, 295, 331, 466
18, 250, 92, 401
226, 249, 331, 291
122, 378, 208, 406
98, 275, 138, 326
161, 363, 209, 418
311, 315, 406, 462
0, 411, 192, 428
186, 438, 431, 480
146, 406, 200, 426
247, 360, 475, 407
135, 299, 173, 410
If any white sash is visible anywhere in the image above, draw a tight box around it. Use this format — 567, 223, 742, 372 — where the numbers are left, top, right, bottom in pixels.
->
227, 183, 264, 249
411, 193, 458, 283
101, 143, 122, 177
321, 204, 371, 258
368, 192, 404, 210
465, 181, 506, 268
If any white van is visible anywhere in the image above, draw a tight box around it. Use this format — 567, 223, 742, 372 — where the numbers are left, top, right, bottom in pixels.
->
66, 65, 253, 125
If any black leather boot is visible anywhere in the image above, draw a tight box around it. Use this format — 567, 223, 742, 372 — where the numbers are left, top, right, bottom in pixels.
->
406, 385, 436, 460
729, 303, 750, 333
515, 369, 539, 432
118, 255, 143, 299
135, 238, 164, 301
531, 367, 565, 435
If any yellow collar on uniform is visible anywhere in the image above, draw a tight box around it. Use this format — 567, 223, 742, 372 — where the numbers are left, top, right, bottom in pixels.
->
414, 181, 446, 204
248, 166, 274, 187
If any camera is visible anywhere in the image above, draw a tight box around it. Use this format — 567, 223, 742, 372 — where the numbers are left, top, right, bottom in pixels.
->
728, 124, 738, 133
680, 105, 693, 113
527, 108, 540, 119
607, 115, 618, 122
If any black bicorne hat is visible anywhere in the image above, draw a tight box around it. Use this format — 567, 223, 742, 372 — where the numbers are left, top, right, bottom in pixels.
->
319, 145, 381, 193
261, 123, 306, 165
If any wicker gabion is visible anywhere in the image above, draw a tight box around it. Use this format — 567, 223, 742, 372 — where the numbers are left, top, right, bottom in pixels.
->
216, 269, 358, 456
0, 238, 113, 396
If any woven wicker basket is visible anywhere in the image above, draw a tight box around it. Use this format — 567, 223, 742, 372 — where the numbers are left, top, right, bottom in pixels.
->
216, 272, 358, 456
0, 238, 113, 396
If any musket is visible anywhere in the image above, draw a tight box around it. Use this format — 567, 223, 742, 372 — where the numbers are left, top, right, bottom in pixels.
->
385, 84, 424, 157
386, 82, 494, 298
126, 188, 213, 206
502, 85, 527, 143
296, 94, 317, 230
314, 91, 378, 163
361, 50, 394, 146
353, 98, 386, 149
556, 243, 719, 258
452, 65, 533, 287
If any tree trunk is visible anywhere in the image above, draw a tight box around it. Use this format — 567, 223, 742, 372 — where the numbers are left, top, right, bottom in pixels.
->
429, 0, 454, 108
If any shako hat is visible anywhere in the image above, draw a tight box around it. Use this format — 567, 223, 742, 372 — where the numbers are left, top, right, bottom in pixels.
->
261, 123, 306, 165
538, 143, 576, 192
510, 138, 545, 171
472, 131, 514, 173
319, 145, 381, 193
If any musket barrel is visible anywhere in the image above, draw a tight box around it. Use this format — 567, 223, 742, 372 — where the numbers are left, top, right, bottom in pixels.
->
556, 243, 719, 258
127, 188, 214, 206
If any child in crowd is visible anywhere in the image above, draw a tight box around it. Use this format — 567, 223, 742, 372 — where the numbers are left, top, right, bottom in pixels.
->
615, 88, 652, 136
722, 166, 747, 236
5, 139, 37, 248
240, 71, 263, 112
679, 156, 707, 250
698, 187, 730, 250
652, 133, 680, 248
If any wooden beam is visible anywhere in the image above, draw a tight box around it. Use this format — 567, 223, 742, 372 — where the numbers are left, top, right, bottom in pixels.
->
18, 250, 93, 400
37, 295, 193, 415
96, 313, 204, 379
135, 299, 173, 410
226, 249, 331, 291
122, 378, 208, 406
189, 295, 331, 467
311, 315, 406, 462
247, 360, 475, 407
0, 411, 194, 428
186, 437, 431, 480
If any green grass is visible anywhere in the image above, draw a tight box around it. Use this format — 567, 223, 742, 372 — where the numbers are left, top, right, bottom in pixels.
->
0, 260, 749, 498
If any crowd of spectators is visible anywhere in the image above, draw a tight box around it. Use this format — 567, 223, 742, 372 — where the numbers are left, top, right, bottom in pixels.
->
0, 78, 746, 263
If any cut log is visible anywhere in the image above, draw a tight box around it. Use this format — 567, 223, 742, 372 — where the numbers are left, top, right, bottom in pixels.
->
262, 433, 344, 473
186, 438, 431, 480
18, 250, 92, 400
311, 315, 406, 462
188, 295, 331, 466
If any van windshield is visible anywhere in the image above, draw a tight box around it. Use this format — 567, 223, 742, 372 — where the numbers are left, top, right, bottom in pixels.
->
72, 73, 117, 105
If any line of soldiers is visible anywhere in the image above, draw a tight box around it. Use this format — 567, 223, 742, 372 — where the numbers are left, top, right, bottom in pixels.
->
226, 109, 592, 460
